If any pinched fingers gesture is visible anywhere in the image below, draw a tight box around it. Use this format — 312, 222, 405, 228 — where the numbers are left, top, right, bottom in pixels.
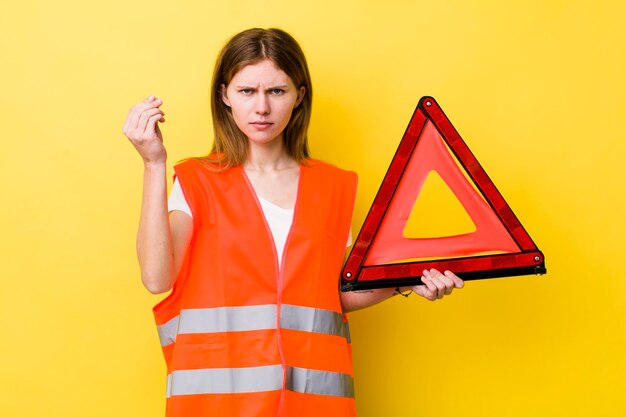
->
122, 96, 167, 164
413, 269, 464, 301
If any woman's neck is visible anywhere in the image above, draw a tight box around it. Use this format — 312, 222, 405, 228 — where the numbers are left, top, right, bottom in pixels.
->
244, 137, 298, 173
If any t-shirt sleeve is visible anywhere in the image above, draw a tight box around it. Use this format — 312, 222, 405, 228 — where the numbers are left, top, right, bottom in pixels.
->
168, 178, 193, 219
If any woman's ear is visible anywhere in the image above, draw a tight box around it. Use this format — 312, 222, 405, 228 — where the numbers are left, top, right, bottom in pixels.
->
221, 84, 231, 107
294, 86, 306, 108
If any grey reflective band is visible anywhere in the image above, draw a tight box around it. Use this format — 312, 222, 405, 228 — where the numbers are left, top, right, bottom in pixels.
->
157, 315, 179, 347
286, 366, 354, 398
178, 304, 277, 334
166, 365, 354, 398
166, 365, 283, 397
280, 305, 347, 338
157, 304, 350, 347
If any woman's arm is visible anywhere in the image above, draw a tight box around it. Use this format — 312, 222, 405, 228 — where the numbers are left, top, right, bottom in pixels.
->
123, 96, 193, 293
136, 165, 193, 293
340, 269, 464, 313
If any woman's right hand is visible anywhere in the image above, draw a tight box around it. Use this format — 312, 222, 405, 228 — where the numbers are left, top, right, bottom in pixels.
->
122, 96, 167, 164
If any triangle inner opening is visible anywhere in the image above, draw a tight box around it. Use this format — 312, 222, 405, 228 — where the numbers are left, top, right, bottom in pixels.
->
403, 170, 477, 238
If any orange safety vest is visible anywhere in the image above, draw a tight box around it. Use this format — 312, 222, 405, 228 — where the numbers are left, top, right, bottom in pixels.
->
153, 159, 358, 417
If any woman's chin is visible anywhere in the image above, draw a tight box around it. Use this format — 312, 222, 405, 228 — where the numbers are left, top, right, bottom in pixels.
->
245, 132, 283, 147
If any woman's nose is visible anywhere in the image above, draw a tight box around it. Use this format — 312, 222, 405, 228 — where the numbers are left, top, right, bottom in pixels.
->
255, 94, 270, 115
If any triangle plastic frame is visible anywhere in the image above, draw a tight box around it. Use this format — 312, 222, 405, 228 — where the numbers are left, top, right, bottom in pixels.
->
341, 96, 546, 291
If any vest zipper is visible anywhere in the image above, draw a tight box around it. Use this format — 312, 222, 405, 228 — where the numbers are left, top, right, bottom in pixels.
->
240, 166, 303, 416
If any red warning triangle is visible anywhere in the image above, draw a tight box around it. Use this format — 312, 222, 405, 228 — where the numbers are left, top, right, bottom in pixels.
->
341, 97, 546, 291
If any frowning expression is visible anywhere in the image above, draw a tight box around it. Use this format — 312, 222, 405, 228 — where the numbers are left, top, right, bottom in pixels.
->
222, 59, 305, 146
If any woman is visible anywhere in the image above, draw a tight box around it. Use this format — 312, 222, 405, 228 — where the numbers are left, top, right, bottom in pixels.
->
123, 28, 463, 417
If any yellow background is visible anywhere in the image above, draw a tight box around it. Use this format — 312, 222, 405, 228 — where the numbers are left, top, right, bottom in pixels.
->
1, 1, 624, 416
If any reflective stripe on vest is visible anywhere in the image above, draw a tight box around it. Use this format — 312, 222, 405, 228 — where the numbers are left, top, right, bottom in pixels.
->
166, 365, 354, 398
157, 304, 350, 347
280, 304, 348, 338
286, 366, 354, 398
166, 365, 283, 397
157, 315, 179, 347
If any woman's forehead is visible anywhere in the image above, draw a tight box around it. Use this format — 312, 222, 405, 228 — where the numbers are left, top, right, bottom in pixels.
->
230, 59, 293, 86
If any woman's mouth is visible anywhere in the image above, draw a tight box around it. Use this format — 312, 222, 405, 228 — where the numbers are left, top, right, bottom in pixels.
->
250, 121, 273, 130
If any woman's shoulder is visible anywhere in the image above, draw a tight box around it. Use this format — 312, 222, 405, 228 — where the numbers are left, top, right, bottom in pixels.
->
304, 158, 356, 176
174, 156, 235, 176
304, 158, 358, 185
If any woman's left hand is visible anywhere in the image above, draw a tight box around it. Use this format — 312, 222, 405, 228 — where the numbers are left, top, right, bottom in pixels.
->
412, 269, 464, 301
341, 269, 465, 312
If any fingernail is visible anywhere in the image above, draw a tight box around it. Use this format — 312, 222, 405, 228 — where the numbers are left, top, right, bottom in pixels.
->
148, 95, 155, 100
422, 269, 429, 276
444, 270, 451, 276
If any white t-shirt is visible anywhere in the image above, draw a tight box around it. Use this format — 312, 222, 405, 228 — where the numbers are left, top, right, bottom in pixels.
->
168, 179, 352, 267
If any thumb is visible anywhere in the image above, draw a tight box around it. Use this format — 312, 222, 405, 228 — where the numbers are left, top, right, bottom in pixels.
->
145, 113, 164, 138
413, 284, 435, 301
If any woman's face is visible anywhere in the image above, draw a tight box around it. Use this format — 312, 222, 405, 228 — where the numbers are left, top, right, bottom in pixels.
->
222, 59, 305, 147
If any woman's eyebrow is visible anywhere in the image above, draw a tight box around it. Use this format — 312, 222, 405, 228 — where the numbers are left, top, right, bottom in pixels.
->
233, 84, 290, 89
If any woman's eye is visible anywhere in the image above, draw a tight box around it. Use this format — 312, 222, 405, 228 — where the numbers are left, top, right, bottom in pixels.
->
239, 88, 253, 95
269, 89, 284, 95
